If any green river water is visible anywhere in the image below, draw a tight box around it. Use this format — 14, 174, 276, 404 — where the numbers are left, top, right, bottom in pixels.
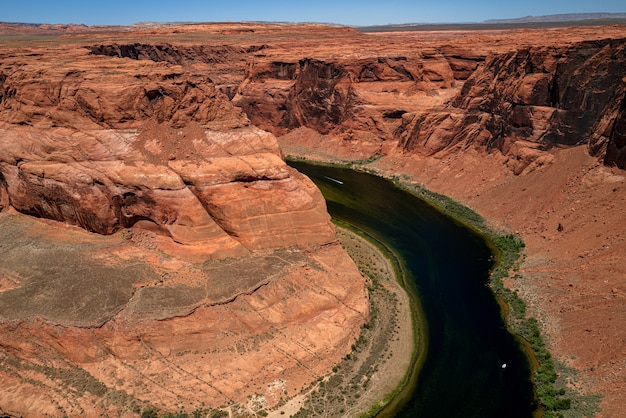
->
290, 161, 536, 417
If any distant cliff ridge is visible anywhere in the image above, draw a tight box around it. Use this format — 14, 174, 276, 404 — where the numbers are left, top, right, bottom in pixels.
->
357, 13, 626, 32
484, 12, 626, 24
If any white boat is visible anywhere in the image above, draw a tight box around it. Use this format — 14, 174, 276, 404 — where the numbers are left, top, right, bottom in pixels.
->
324, 176, 344, 185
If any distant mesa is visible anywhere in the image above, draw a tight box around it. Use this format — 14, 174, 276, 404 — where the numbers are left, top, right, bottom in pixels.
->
356, 12, 626, 32
484, 12, 626, 24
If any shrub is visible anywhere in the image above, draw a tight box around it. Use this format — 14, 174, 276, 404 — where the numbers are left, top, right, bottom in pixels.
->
141, 409, 158, 418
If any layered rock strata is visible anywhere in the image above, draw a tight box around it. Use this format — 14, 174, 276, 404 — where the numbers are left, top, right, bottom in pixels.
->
0, 35, 368, 416
396, 38, 626, 172
230, 34, 626, 173
232, 52, 461, 159
0, 123, 335, 254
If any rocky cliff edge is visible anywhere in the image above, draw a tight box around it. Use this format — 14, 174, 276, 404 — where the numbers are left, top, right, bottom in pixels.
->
0, 38, 368, 416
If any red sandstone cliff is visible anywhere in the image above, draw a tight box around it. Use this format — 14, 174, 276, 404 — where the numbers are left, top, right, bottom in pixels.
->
0, 32, 368, 416
395, 38, 626, 173
233, 52, 460, 144
231, 34, 626, 173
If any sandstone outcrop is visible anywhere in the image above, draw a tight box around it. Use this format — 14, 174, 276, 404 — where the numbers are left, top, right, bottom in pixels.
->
0, 28, 367, 416
395, 38, 626, 172
234, 53, 457, 143
0, 46, 245, 131
0, 124, 336, 253
253, 36, 626, 174
0, 42, 338, 252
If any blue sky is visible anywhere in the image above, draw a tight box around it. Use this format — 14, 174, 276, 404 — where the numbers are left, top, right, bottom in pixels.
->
1, 0, 624, 26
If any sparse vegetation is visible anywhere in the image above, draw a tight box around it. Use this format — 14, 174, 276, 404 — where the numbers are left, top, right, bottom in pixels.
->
287, 156, 599, 417
285, 226, 417, 418
141, 409, 159, 418
290, 279, 400, 417
386, 169, 594, 416
139, 407, 231, 418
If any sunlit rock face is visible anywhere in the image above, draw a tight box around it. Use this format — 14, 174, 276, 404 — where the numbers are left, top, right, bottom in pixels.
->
0, 27, 367, 416
395, 38, 626, 173
0, 123, 336, 254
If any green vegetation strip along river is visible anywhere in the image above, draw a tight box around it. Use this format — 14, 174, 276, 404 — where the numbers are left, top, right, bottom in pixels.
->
289, 160, 574, 417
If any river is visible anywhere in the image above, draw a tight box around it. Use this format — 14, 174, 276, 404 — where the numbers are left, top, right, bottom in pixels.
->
289, 161, 536, 418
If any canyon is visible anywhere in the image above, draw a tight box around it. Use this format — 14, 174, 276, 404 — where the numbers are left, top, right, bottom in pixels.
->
0, 26, 370, 416
1, 21, 625, 416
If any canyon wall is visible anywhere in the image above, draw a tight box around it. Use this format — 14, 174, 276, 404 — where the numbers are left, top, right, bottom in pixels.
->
232, 50, 470, 153
396, 38, 626, 173
231, 34, 626, 173
1, 22, 626, 417
12, 24, 621, 174
0, 34, 367, 416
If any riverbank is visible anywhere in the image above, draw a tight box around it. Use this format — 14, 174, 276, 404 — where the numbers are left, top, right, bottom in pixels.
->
335, 227, 419, 417
267, 227, 417, 417
288, 158, 546, 416
283, 147, 612, 416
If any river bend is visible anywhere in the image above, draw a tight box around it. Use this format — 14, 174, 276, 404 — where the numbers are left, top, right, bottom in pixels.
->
290, 161, 535, 418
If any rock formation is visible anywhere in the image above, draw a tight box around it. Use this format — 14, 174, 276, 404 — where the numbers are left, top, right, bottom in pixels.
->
229, 30, 626, 174
0, 48, 244, 131
0, 43, 341, 253
395, 38, 626, 173
0, 221, 367, 415
233, 52, 458, 142
0, 29, 367, 416
0, 123, 336, 253
1, 21, 626, 417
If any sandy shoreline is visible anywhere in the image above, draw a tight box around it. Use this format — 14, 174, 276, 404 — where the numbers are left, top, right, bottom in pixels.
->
336, 227, 418, 417
267, 226, 417, 417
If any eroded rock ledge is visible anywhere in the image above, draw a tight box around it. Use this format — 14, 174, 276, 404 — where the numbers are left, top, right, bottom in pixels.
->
0, 34, 368, 416
236, 36, 626, 172
395, 38, 626, 173
0, 212, 367, 415
0, 123, 335, 255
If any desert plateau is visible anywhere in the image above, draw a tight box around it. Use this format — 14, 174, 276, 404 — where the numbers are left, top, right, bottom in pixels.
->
0, 18, 625, 417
